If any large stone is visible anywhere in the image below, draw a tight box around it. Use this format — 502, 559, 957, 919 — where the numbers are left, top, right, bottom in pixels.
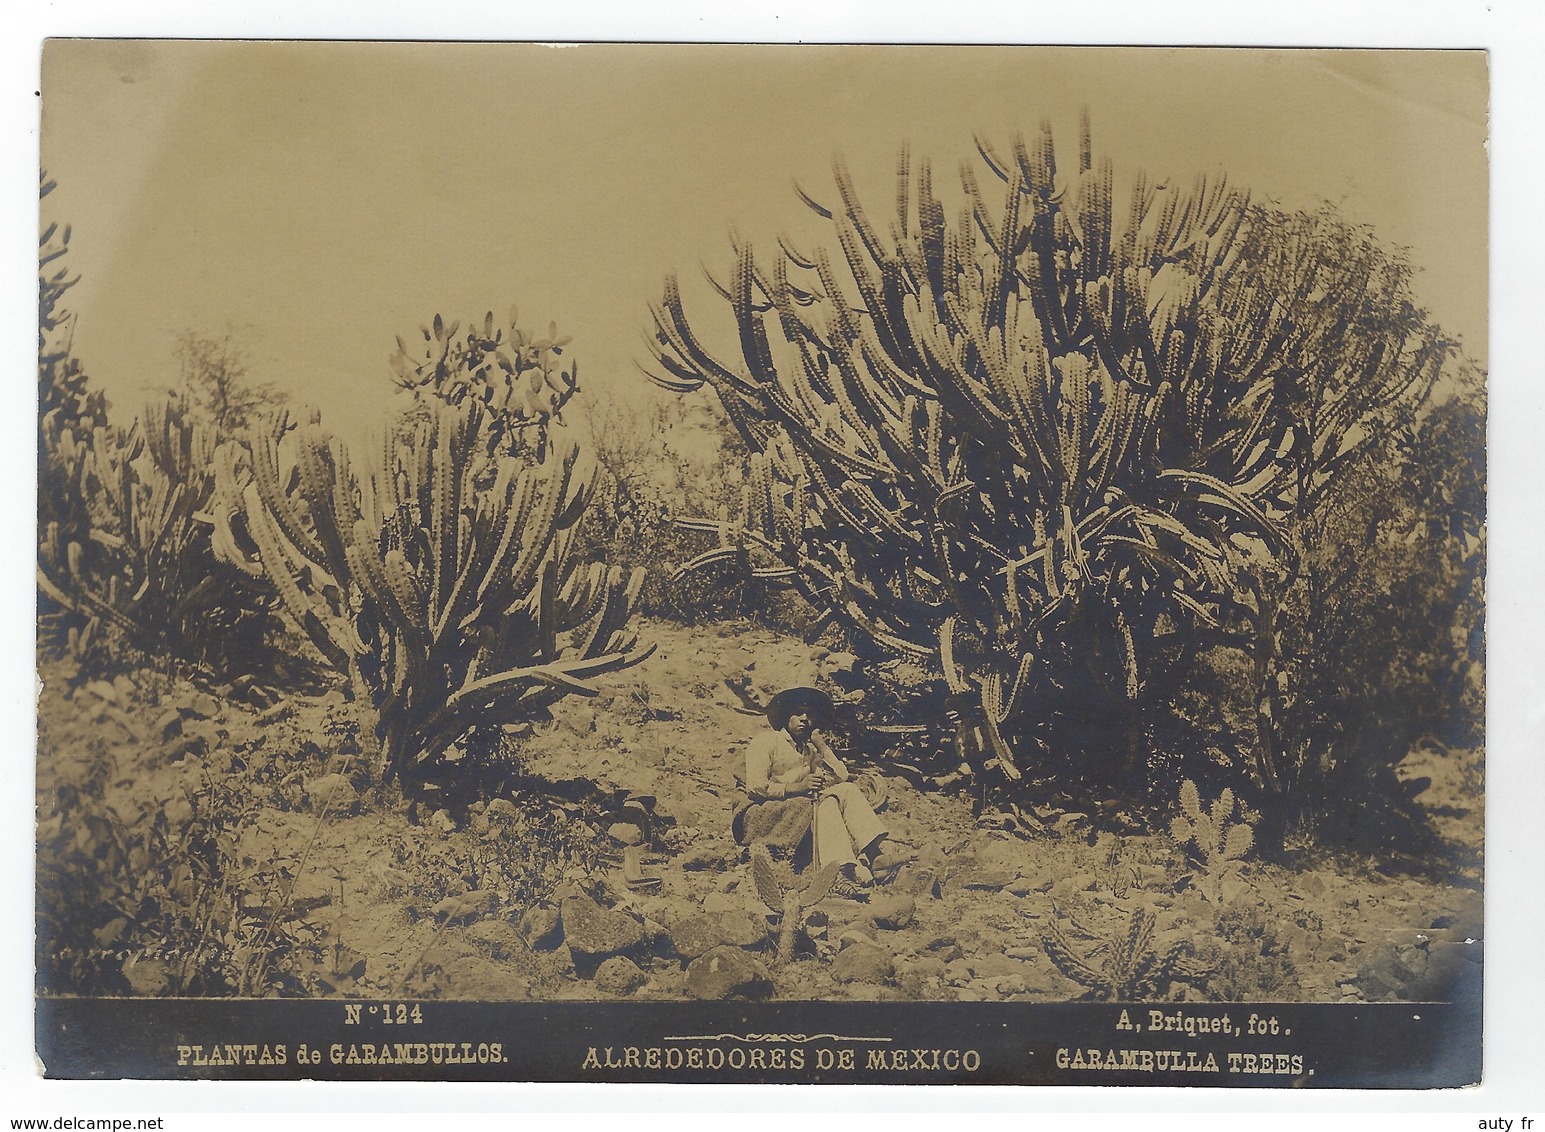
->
431, 889, 498, 925
866, 894, 915, 932
464, 919, 525, 959
519, 905, 563, 951
831, 943, 895, 985
685, 946, 774, 1000
304, 773, 357, 811
607, 822, 645, 846
593, 956, 648, 995
561, 894, 647, 964
953, 868, 1015, 892
1416, 940, 1483, 1002
669, 912, 766, 959
908, 956, 947, 981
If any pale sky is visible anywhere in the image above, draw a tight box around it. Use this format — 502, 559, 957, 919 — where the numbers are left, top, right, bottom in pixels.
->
41, 43, 1488, 442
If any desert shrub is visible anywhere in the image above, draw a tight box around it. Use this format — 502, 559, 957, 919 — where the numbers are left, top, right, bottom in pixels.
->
377, 797, 606, 917
38, 179, 287, 684
1260, 370, 1485, 848
210, 401, 652, 798
168, 324, 285, 440
642, 119, 1459, 824
36, 741, 326, 997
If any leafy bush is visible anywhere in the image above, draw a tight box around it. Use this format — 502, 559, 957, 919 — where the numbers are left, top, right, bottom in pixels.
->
211, 401, 652, 797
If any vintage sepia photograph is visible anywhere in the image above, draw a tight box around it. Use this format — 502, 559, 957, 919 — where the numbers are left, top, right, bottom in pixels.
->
34, 41, 1487, 1086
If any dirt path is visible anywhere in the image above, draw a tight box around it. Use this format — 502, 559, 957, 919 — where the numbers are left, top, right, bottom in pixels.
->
36, 619, 1483, 1004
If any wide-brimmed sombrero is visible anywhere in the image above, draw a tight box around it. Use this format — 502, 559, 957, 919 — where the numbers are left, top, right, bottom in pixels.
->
764, 686, 835, 731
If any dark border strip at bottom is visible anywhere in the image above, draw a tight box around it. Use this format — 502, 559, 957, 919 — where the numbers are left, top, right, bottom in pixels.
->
37, 995, 1481, 1087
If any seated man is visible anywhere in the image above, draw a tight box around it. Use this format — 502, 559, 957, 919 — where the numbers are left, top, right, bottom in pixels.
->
735, 686, 891, 885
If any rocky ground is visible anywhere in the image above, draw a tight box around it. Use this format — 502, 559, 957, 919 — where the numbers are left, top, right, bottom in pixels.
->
36, 618, 1483, 1004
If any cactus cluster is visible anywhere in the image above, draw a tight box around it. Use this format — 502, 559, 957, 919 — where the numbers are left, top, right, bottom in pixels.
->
1040, 905, 1209, 1001
645, 118, 1450, 789
211, 400, 652, 790
1170, 778, 1255, 899
390, 309, 578, 462
38, 401, 275, 676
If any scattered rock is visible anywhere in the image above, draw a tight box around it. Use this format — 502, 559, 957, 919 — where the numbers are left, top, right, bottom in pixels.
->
429, 809, 457, 833
256, 701, 295, 724
971, 953, 1028, 978
1005, 945, 1039, 961
955, 869, 1015, 892
831, 943, 894, 985
685, 946, 774, 1000
179, 692, 220, 720
154, 708, 183, 741
431, 889, 498, 924
561, 894, 647, 964
594, 956, 648, 995
889, 864, 938, 897
908, 956, 947, 981
607, 822, 645, 846
944, 958, 973, 986
519, 905, 563, 951
837, 928, 880, 951
464, 919, 525, 958
669, 912, 767, 959
1052, 812, 1090, 836
305, 773, 358, 812
702, 891, 740, 915
866, 894, 916, 932
681, 844, 734, 872
995, 974, 1028, 996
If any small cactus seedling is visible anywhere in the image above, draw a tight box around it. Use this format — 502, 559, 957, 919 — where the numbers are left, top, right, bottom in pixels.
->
749, 844, 842, 964
1170, 779, 1255, 901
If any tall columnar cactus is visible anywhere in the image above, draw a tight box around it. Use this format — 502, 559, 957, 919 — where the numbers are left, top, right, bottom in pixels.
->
212, 401, 651, 790
390, 308, 578, 462
38, 173, 109, 560
38, 401, 276, 676
644, 119, 1449, 792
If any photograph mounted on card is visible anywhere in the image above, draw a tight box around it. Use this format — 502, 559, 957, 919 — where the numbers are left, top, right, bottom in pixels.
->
35, 41, 1485, 1086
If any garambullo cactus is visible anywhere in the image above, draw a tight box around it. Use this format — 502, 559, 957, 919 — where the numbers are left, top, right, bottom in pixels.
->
212, 400, 651, 793
645, 117, 1449, 793
37, 400, 276, 676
